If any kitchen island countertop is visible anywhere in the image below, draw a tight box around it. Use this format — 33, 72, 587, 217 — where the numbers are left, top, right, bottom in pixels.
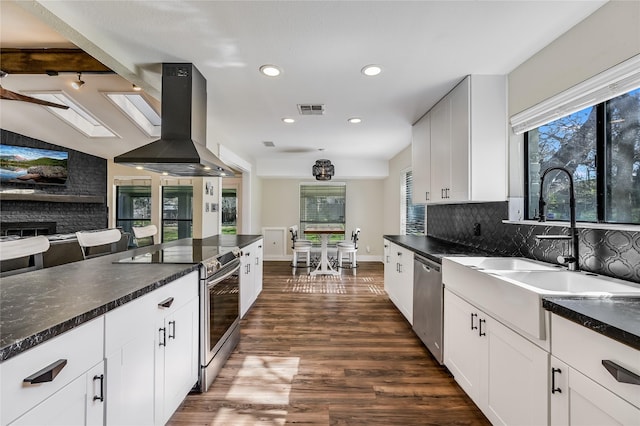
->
0, 234, 262, 362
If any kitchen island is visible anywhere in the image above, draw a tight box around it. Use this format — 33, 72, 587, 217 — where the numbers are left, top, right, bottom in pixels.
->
0, 234, 261, 426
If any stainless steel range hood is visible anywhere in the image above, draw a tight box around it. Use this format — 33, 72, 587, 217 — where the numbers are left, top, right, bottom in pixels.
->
114, 63, 234, 177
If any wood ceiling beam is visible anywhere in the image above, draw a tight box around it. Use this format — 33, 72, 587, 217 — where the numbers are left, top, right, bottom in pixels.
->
0, 48, 113, 75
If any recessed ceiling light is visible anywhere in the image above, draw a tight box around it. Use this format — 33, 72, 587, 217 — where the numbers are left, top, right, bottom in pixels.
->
135, 166, 144, 170
361, 65, 382, 76
348, 117, 362, 124
259, 65, 281, 77
282, 118, 295, 124
132, 84, 142, 92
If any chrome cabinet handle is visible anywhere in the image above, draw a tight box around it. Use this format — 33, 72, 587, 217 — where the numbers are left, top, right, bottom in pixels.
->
158, 297, 174, 309
93, 374, 105, 401
602, 360, 640, 385
551, 368, 562, 394
23, 359, 67, 384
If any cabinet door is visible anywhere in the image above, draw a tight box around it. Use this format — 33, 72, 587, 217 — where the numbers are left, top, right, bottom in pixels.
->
412, 113, 431, 203
448, 76, 470, 202
10, 362, 105, 426
254, 241, 263, 296
158, 297, 199, 425
551, 360, 640, 426
483, 315, 548, 426
396, 246, 414, 325
443, 290, 483, 402
550, 356, 570, 425
430, 97, 451, 202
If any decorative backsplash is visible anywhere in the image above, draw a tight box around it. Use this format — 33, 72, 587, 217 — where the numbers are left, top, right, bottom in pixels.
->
427, 201, 640, 283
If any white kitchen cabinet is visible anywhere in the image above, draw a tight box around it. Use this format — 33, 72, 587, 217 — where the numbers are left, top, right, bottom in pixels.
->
155, 295, 199, 425
10, 361, 105, 426
382, 240, 414, 325
240, 239, 264, 318
549, 314, 640, 425
104, 271, 198, 426
411, 112, 431, 203
444, 289, 548, 426
420, 75, 507, 203
0, 317, 104, 426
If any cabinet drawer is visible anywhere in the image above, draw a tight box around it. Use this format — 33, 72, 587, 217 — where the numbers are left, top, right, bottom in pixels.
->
105, 271, 198, 354
0, 317, 104, 425
551, 314, 640, 408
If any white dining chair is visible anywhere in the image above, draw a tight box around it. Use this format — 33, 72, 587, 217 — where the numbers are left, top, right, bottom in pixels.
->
337, 228, 360, 269
132, 224, 157, 247
289, 225, 312, 268
76, 228, 122, 259
0, 235, 51, 277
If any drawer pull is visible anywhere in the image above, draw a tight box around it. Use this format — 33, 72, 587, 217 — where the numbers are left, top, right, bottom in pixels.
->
158, 297, 174, 309
23, 359, 67, 384
602, 360, 640, 385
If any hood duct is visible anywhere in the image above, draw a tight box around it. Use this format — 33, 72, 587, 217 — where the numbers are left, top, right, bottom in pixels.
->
114, 63, 234, 177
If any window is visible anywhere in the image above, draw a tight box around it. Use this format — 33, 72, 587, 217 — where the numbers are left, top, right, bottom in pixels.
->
299, 183, 346, 243
221, 188, 237, 234
401, 170, 425, 235
162, 186, 193, 242
525, 88, 639, 224
106, 93, 161, 137
116, 186, 152, 243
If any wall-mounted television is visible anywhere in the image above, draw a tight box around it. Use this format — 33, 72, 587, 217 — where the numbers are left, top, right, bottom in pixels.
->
0, 144, 69, 185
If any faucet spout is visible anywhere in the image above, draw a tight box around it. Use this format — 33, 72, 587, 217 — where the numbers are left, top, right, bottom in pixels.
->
537, 166, 579, 271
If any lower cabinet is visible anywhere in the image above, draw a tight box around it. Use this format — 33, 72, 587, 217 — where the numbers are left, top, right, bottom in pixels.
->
549, 314, 640, 425
444, 289, 548, 426
0, 317, 105, 426
240, 239, 263, 318
383, 239, 414, 324
105, 271, 199, 425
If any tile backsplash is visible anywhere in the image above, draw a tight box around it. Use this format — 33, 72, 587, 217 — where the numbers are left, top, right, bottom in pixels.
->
427, 202, 640, 284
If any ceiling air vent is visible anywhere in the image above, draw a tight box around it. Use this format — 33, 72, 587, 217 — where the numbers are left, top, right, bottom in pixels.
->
263, 141, 275, 147
297, 104, 325, 115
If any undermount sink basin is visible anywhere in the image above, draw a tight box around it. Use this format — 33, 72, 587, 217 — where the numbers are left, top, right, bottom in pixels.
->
488, 270, 640, 296
451, 256, 563, 271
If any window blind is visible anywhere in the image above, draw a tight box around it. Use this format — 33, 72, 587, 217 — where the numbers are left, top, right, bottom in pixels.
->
510, 54, 640, 135
299, 183, 346, 227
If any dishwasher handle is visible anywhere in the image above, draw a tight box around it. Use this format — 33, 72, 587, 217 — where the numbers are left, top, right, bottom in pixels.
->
414, 255, 441, 273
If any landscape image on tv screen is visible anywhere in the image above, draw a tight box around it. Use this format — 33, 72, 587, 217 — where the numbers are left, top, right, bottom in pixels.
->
0, 144, 69, 185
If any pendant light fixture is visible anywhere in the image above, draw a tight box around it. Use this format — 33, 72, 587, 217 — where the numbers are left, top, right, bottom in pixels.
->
312, 159, 334, 181
71, 72, 85, 90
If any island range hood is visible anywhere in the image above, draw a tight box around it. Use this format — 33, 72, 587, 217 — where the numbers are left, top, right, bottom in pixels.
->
114, 63, 234, 177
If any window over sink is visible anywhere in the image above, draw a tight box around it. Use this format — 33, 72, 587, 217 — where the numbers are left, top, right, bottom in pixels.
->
525, 87, 640, 225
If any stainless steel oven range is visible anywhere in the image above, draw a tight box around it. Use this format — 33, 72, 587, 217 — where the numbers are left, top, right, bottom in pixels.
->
116, 241, 241, 393
198, 249, 241, 392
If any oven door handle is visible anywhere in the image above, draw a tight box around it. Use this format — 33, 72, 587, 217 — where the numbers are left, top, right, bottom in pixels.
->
207, 263, 241, 289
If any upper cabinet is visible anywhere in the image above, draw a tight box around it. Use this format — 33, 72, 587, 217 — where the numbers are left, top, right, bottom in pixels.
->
412, 75, 507, 204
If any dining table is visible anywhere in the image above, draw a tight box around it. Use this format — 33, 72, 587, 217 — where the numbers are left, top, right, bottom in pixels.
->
303, 226, 345, 276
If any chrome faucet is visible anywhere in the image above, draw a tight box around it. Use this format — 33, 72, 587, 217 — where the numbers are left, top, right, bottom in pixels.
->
536, 166, 580, 271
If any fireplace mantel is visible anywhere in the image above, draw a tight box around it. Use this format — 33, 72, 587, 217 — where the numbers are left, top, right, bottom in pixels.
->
0, 192, 104, 204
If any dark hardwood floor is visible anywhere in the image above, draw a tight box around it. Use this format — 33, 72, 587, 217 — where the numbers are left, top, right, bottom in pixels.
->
168, 261, 490, 425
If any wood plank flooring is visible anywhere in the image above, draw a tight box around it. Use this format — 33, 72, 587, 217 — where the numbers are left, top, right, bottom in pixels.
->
168, 261, 490, 425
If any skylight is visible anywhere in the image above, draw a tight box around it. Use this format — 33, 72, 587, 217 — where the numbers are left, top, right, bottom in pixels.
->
106, 93, 161, 137
28, 92, 116, 138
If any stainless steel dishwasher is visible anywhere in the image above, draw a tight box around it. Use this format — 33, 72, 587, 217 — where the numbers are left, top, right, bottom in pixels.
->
413, 255, 443, 364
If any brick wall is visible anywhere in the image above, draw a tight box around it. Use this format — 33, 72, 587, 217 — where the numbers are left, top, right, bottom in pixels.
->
1, 129, 108, 233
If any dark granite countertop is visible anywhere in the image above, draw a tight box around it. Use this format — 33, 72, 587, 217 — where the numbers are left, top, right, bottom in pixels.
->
0, 234, 262, 362
543, 296, 640, 351
383, 235, 492, 264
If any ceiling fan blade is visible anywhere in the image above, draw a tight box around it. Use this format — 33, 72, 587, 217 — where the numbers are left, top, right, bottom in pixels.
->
0, 86, 69, 109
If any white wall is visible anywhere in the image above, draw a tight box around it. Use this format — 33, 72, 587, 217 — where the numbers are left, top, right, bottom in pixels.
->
383, 145, 412, 236
260, 178, 384, 258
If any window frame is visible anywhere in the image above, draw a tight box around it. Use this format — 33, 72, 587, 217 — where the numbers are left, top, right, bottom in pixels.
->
524, 89, 639, 225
